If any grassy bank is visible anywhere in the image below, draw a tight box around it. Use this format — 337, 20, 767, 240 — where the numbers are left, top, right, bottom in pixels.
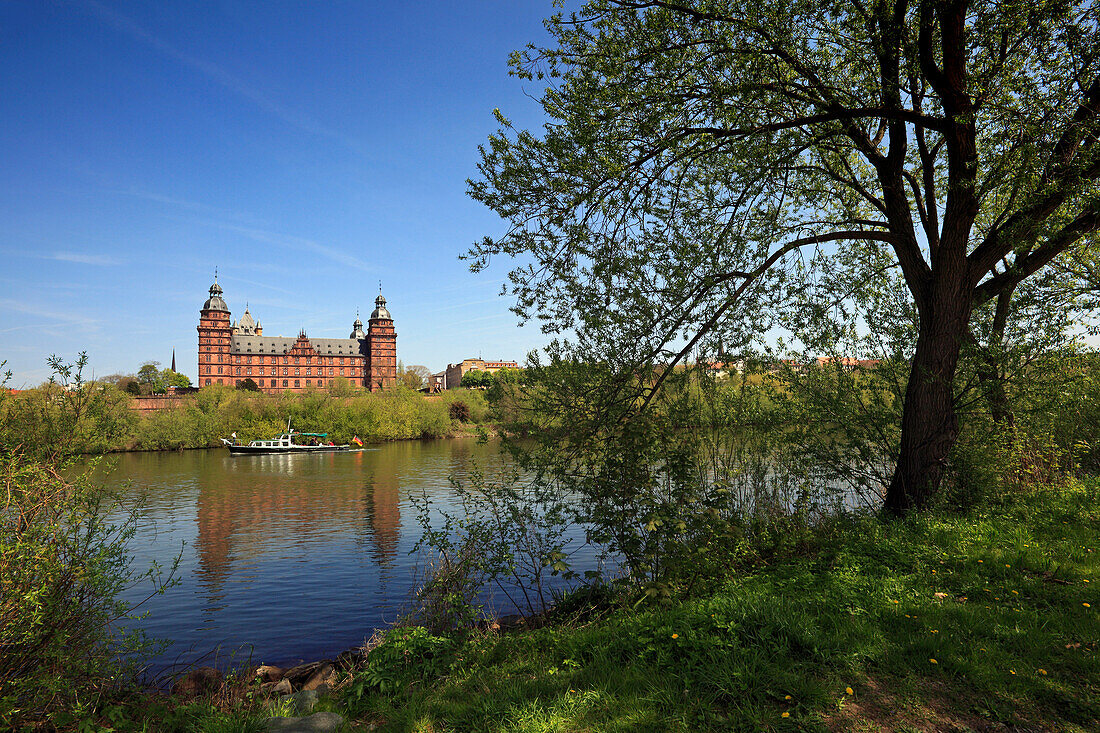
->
130, 385, 491, 451
77, 477, 1098, 732
0, 383, 491, 454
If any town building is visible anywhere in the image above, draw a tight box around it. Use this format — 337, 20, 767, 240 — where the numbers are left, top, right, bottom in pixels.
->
196, 277, 397, 392
443, 358, 519, 390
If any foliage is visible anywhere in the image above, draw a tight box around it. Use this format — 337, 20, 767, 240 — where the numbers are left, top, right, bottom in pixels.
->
468, 0, 1100, 513
2, 377, 492, 453
0, 361, 178, 730
448, 399, 471, 423
460, 369, 493, 389
413, 459, 581, 623
397, 363, 431, 391
235, 377, 260, 392
135, 362, 191, 394
345, 478, 1100, 731
0, 353, 137, 458
348, 627, 456, 700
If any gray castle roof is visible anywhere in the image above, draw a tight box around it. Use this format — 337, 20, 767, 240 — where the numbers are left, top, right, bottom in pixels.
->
203, 279, 229, 312
370, 293, 391, 320
230, 335, 367, 356
233, 307, 259, 335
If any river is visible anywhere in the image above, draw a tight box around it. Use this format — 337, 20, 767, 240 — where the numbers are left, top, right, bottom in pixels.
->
96, 438, 596, 677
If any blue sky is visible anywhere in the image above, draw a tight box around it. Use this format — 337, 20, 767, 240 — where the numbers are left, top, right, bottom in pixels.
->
0, 0, 558, 386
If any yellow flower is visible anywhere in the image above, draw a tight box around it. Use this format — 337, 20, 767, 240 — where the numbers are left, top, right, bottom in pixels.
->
978, 560, 983, 563
781, 712, 790, 718
929, 658, 938, 664
1038, 669, 1048, 675
931, 629, 939, 634
1010, 669, 1016, 675
1084, 603, 1091, 608
980, 648, 986, 651
1006, 564, 1011, 568
845, 687, 854, 695
671, 633, 679, 639
784, 695, 792, 700
932, 570, 937, 574
1085, 579, 1091, 583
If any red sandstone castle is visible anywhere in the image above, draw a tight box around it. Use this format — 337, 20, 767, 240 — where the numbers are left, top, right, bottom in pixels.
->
197, 277, 397, 392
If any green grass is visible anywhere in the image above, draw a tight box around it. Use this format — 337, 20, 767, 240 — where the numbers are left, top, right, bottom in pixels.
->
55, 478, 1098, 732
340, 479, 1100, 732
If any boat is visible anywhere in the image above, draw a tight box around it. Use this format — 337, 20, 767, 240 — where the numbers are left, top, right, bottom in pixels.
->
220, 422, 351, 455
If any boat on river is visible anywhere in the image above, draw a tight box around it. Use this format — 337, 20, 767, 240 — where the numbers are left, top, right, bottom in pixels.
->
220, 424, 350, 455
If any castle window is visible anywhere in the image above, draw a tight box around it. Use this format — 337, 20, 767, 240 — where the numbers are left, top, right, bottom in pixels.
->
329, 368, 334, 376
217, 366, 223, 374
306, 367, 311, 376
294, 357, 300, 365
236, 367, 242, 376
258, 367, 264, 375
317, 379, 323, 386
295, 367, 300, 376
283, 368, 288, 376
283, 380, 288, 387
246, 368, 252, 376
340, 368, 345, 376
294, 380, 300, 387
306, 379, 311, 386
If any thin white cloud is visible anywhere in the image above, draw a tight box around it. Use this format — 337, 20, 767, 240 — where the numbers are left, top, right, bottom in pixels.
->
81, 0, 365, 153
0, 298, 102, 327
112, 187, 265, 226
50, 252, 121, 266
215, 222, 375, 273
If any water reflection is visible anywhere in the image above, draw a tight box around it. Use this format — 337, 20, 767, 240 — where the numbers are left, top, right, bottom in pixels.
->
95, 438, 588, 673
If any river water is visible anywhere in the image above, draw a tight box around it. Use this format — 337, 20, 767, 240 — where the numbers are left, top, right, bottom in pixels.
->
96, 438, 596, 677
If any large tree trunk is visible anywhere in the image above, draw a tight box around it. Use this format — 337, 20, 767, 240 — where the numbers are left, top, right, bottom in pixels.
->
884, 273, 973, 516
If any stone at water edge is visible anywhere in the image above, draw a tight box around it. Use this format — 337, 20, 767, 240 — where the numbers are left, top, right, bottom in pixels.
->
256, 664, 287, 682
265, 711, 345, 732
272, 678, 293, 695
172, 666, 222, 698
302, 663, 336, 691
280, 686, 330, 715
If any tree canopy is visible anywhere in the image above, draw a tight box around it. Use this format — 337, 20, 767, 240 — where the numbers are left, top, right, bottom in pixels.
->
469, 0, 1100, 513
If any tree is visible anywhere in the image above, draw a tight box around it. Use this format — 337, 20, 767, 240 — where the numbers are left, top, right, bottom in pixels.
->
161, 369, 191, 390
236, 377, 260, 392
461, 369, 493, 389
398, 364, 432, 390
136, 362, 161, 393
469, 0, 1100, 515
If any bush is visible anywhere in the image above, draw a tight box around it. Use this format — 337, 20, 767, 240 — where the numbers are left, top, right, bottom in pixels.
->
449, 400, 471, 423
0, 359, 177, 728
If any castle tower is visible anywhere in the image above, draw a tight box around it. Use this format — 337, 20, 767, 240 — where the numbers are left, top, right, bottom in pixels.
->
366, 292, 397, 391
197, 275, 233, 387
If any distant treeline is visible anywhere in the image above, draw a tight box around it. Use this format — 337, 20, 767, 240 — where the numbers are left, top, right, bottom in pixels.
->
0, 380, 490, 454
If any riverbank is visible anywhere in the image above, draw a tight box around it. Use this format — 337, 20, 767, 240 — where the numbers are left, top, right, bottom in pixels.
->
76, 476, 1099, 731
0, 383, 492, 455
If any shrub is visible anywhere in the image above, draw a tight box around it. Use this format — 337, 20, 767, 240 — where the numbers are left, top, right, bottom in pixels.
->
449, 400, 471, 423
0, 451, 178, 729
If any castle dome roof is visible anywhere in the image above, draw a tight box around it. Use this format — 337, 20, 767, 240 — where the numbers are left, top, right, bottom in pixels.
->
350, 311, 365, 339
203, 278, 228, 312
370, 293, 391, 320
